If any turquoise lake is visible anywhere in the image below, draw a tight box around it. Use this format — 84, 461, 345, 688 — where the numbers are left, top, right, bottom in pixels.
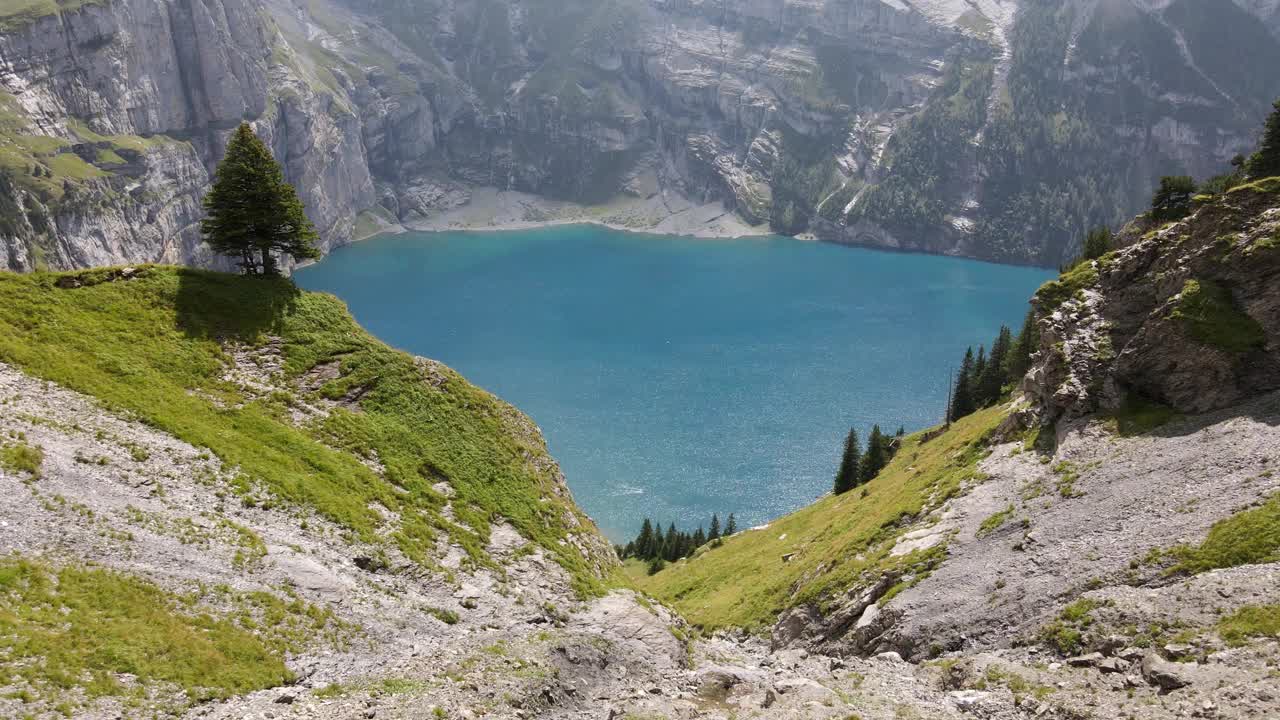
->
295, 226, 1053, 542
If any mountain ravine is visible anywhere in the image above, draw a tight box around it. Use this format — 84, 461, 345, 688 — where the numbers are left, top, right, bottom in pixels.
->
5, 0, 1280, 271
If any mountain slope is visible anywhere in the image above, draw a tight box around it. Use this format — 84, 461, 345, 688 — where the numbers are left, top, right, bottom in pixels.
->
3, 0, 1280, 270
0, 266, 615, 591
636, 178, 1280, 718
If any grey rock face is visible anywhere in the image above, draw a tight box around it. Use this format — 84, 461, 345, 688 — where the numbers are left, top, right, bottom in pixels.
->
5, 0, 1280, 270
1021, 187, 1280, 427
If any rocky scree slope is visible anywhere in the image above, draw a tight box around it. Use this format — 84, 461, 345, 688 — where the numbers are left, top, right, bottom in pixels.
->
637, 182, 1280, 718
4, 0, 1280, 270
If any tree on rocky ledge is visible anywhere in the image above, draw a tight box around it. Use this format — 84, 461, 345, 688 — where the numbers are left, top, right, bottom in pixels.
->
1247, 99, 1280, 178
202, 123, 319, 275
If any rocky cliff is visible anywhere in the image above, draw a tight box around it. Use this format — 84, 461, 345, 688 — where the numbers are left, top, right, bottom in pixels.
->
1022, 177, 1280, 427
4, 0, 1280, 271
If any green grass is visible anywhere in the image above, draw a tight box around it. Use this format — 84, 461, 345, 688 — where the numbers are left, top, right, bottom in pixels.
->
1226, 176, 1280, 196
977, 505, 1015, 537
636, 407, 1005, 631
1170, 278, 1265, 354
1039, 598, 1100, 655
0, 267, 613, 596
94, 148, 127, 165
1218, 604, 1280, 646
1109, 393, 1178, 436
0, 101, 175, 205
0, 0, 104, 31
0, 557, 292, 708
1034, 262, 1099, 312
0, 439, 43, 477
1172, 495, 1280, 574
353, 207, 396, 241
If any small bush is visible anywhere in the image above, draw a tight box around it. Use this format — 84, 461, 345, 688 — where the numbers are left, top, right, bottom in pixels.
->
1150, 175, 1197, 222
425, 606, 460, 625
1040, 598, 1101, 655
0, 441, 43, 477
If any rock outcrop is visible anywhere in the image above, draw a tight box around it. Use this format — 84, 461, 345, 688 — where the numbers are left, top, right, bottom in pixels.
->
1022, 181, 1280, 428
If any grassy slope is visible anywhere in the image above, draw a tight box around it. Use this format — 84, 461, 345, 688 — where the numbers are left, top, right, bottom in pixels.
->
0, 558, 294, 709
638, 407, 1005, 631
0, 266, 613, 595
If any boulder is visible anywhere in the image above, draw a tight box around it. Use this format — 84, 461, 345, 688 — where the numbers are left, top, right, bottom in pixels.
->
1141, 653, 1194, 693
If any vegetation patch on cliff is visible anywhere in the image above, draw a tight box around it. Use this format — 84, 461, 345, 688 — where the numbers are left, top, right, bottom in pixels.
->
0, 0, 103, 32
1108, 393, 1178, 436
1033, 261, 1098, 312
636, 407, 1005, 631
1170, 278, 1265, 354
0, 267, 612, 595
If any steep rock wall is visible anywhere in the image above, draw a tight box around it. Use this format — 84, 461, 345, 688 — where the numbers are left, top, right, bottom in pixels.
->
3, 0, 1279, 271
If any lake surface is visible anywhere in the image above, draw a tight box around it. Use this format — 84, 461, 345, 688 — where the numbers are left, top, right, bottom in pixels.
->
296, 226, 1053, 542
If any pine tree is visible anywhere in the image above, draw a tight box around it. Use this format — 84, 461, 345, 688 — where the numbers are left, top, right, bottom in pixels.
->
1082, 227, 1112, 261
725, 513, 737, 535
1150, 175, 1197, 222
833, 428, 862, 494
636, 518, 654, 559
1007, 310, 1038, 384
676, 531, 691, 558
693, 526, 706, 548
974, 345, 987, 391
202, 122, 320, 275
664, 524, 679, 562
951, 347, 976, 420
977, 326, 1012, 406
860, 425, 888, 483
1248, 99, 1280, 178
709, 514, 721, 540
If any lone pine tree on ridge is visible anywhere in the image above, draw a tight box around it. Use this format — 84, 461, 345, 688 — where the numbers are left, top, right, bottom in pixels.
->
202, 122, 320, 276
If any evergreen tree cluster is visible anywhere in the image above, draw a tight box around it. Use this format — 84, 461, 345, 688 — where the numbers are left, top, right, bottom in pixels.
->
1147, 98, 1280, 221
832, 425, 904, 494
621, 513, 737, 571
948, 311, 1039, 423
1247, 98, 1280, 179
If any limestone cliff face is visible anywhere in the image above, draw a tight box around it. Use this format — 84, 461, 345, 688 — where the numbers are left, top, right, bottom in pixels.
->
0, 0, 374, 270
3, 0, 1280, 270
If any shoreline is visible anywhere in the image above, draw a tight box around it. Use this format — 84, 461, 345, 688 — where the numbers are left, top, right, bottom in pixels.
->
337, 185, 1057, 272
352, 186, 772, 244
